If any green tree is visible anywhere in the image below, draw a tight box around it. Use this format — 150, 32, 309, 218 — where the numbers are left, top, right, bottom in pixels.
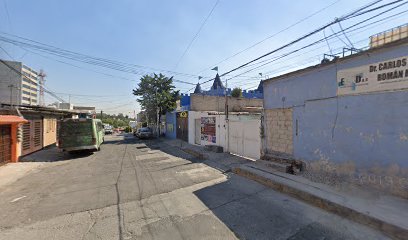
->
231, 87, 243, 98
133, 73, 180, 134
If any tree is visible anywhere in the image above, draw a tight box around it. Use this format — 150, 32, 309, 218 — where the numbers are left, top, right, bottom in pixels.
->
231, 87, 243, 98
133, 73, 180, 135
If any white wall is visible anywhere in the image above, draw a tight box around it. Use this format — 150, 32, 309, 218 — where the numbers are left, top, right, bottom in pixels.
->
188, 111, 261, 159
188, 111, 227, 150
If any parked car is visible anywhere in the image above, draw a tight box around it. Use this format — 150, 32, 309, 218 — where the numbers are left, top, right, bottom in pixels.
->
134, 127, 153, 139
103, 124, 113, 135
58, 118, 104, 152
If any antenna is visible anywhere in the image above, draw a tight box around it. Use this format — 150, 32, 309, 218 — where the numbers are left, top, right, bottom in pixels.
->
38, 69, 46, 106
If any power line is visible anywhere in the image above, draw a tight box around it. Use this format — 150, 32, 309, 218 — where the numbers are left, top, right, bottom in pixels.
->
174, 0, 220, 69
0, 58, 67, 103
196, 2, 408, 91
196, 0, 343, 74
0, 31, 202, 79
2, 39, 198, 86
0, 45, 13, 59
218, 0, 404, 78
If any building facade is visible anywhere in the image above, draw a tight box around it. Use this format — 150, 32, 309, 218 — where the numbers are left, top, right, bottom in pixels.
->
262, 37, 408, 197
0, 60, 39, 106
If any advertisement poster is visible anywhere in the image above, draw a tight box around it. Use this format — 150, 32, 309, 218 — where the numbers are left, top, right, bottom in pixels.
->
201, 117, 216, 143
337, 56, 408, 95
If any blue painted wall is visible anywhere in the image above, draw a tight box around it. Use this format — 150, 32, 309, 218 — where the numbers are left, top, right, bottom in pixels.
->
180, 94, 190, 110
293, 91, 408, 168
263, 42, 408, 171
165, 112, 176, 139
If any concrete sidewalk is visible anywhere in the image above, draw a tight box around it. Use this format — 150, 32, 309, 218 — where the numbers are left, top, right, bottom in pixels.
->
233, 162, 408, 240
160, 138, 251, 173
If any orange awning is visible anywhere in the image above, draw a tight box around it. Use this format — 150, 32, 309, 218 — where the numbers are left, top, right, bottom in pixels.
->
0, 115, 28, 124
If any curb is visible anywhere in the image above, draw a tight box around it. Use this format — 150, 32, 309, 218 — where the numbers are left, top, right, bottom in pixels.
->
233, 165, 407, 240
181, 148, 208, 160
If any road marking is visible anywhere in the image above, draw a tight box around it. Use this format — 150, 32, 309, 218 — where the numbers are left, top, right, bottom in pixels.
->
10, 196, 27, 203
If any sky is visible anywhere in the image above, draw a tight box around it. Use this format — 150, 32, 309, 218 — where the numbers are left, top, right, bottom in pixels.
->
0, 0, 407, 115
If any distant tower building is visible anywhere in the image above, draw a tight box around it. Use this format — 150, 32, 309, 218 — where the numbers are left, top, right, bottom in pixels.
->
0, 60, 39, 106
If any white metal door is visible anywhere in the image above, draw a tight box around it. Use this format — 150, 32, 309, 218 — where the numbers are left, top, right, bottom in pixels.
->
195, 119, 201, 145
228, 120, 260, 159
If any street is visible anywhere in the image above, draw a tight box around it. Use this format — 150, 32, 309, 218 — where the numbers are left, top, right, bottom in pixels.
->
0, 134, 389, 240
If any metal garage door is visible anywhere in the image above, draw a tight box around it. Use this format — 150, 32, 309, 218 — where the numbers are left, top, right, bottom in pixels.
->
176, 111, 188, 142
0, 125, 12, 165
22, 119, 43, 156
228, 120, 261, 159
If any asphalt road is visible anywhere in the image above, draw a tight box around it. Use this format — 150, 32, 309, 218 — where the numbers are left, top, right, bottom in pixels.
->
0, 134, 389, 240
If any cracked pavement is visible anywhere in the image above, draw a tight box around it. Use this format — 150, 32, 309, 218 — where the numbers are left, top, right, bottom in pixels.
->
0, 134, 390, 239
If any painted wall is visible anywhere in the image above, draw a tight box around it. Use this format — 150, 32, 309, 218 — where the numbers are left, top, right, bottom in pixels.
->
293, 91, 408, 168
179, 94, 190, 110
188, 111, 227, 149
263, 42, 408, 197
43, 117, 57, 147
165, 112, 176, 139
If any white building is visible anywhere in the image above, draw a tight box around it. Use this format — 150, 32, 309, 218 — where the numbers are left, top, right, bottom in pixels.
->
0, 60, 39, 106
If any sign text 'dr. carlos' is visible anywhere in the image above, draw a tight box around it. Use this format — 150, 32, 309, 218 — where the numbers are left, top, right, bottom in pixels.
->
371, 58, 407, 81
337, 56, 408, 96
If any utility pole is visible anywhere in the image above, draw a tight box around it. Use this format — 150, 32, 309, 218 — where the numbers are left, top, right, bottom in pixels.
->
155, 87, 159, 137
38, 70, 46, 106
225, 78, 228, 120
100, 110, 103, 120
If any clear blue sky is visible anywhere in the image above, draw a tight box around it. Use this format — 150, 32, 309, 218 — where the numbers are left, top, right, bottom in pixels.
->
0, 0, 406, 115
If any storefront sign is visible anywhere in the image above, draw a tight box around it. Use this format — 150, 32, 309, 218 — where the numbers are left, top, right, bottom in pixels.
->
201, 117, 216, 143
337, 56, 408, 95
177, 111, 188, 118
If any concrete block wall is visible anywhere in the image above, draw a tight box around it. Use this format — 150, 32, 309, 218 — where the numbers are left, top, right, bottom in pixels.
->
190, 94, 263, 112
264, 108, 293, 155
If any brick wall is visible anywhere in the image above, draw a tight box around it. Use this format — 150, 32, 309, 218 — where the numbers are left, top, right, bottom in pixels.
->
190, 94, 263, 112
264, 108, 293, 155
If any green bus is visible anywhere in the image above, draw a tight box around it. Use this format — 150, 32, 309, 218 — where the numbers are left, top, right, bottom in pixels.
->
58, 118, 104, 152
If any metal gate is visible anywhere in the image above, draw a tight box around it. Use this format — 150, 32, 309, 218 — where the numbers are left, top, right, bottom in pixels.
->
22, 119, 43, 156
228, 120, 261, 159
176, 111, 188, 142
0, 125, 11, 164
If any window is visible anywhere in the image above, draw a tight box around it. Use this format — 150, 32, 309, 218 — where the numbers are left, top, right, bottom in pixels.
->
22, 84, 31, 90
23, 77, 31, 84
22, 90, 31, 96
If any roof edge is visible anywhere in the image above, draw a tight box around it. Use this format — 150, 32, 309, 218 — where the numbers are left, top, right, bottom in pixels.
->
264, 37, 408, 84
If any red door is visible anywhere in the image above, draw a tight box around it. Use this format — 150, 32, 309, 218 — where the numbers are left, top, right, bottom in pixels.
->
0, 125, 12, 165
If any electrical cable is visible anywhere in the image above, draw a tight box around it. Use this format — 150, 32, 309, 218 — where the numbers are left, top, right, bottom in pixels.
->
218, 0, 406, 78
196, 0, 343, 74
174, 0, 220, 69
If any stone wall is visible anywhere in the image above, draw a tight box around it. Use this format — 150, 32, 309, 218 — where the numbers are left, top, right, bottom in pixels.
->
263, 108, 293, 155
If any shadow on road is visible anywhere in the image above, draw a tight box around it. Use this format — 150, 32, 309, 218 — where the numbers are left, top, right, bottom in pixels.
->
20, 146, 94, 162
